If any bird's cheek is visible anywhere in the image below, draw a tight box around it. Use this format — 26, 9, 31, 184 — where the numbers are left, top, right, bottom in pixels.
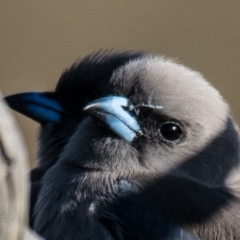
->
136, 142, 181, 174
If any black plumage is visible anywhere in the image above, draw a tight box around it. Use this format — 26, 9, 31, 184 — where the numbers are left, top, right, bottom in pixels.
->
5, 50, 240, 240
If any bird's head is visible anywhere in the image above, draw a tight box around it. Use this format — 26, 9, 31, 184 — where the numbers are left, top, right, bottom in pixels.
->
4, 51, 240, 187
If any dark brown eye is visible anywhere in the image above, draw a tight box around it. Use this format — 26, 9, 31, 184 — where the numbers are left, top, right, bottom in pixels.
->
160, 122, 183, 142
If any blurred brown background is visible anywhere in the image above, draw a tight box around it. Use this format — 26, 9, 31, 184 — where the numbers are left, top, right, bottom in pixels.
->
0, 1, 240, 168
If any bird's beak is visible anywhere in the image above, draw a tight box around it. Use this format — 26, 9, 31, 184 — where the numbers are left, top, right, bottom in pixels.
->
84, 96, 142, 142
3, 92, 64, 123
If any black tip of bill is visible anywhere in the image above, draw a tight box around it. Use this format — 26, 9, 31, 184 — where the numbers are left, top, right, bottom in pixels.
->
84, 96, 142, 143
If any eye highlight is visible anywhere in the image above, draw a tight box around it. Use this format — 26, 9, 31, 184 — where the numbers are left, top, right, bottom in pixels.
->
159, 121, 183, 142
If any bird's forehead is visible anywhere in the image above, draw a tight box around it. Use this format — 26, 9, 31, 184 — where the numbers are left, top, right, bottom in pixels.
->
111, 56, 229, 123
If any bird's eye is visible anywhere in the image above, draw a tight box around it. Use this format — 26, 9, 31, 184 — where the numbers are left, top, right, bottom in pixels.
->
159, 122, 183, 142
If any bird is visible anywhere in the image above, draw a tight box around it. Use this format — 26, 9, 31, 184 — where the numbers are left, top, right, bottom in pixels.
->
4, 50, 240, 239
